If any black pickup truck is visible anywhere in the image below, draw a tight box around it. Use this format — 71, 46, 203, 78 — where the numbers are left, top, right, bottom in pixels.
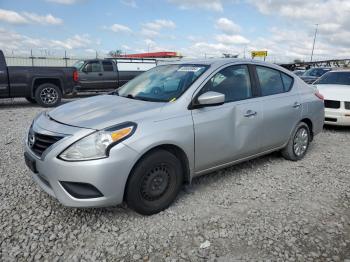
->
72, 58, 156, 92
0, 50, 78, 107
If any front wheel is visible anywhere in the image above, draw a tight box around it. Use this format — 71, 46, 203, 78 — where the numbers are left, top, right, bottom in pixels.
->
281, 122, 310, 161
125, 150, 183, 215
34, 83, 62, 107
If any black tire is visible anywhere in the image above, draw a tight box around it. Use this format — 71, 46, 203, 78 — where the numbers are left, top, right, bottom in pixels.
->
34, 83, 62, 107
25, 96, 37, 104
126, 150, 183, 215
281, 122, 310, 161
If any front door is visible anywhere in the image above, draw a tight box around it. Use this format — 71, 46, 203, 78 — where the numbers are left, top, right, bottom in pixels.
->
79, 61, 103, 90
191, 64, 263, 173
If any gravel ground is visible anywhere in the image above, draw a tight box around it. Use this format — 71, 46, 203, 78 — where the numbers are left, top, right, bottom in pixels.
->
1, 98, 350, 262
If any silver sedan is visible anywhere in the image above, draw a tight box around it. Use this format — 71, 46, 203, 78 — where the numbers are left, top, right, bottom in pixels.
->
24, 59, 324, 215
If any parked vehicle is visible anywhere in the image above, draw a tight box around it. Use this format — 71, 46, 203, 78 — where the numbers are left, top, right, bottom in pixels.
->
0, 50, 78, 107
73, 58, 156, 92
293, 70, 305, 77
314, 70, 350, 126
24, 59, 324, 215
300, 67, 332, 84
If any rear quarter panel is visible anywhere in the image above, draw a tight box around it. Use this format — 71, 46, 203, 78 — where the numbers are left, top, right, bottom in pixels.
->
297, 79, 324, 136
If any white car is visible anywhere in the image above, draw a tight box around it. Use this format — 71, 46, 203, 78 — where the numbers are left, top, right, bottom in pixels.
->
314, 70, 350, 126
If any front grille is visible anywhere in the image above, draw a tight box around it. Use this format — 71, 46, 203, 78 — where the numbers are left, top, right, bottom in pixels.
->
345, 102, 350, 110
29, 131, 63, 157
324, 100, 341, 109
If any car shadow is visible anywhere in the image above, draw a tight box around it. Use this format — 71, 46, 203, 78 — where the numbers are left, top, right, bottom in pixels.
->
324, 124, 350, 133
0, 93, 100, 109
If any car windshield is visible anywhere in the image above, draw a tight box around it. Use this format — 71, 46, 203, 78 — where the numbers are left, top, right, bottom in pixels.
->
314, 71, 350, 85
73, 60, 85, 70
117, 64, 209, 102
303, 68, 330, 77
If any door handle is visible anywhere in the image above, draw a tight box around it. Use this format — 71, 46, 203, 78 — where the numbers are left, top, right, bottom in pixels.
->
98, 73, 103, 76
244, 110, 257, 118
293, 102, 301, 108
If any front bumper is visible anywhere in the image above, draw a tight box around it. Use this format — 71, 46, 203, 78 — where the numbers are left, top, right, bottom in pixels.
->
24, 113, 140, 208
324, 106, 350, 126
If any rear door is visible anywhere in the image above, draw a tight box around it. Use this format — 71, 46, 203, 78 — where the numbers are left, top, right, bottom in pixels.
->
254, 65, 301, 150
101, 60, 118, 90
79, 60, 103, 90
191, 64, 263, 173
0, 51, 9, 97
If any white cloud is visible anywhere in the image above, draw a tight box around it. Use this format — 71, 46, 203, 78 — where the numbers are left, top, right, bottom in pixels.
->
107, 23, 132, 33
22, 12, 62, 25
247, 0, 350, 62
46, 0, 81, 4
182, 42, 240, 58
215, 34, 250, 45
169, 0, 223, 12
141, 19, 176, 39
216, 18, 241, 34
143, 19, 176, 31
0, 9, 28, 24
0, 9, 62, 25
141, 29, 159, 38
120, 0, 137, 8
0, 28, 92, 53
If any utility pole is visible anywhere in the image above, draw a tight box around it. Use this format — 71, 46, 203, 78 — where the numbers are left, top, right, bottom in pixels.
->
310, 24, 318, 62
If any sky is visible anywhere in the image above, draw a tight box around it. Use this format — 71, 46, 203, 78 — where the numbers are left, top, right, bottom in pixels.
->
0, 0, 350, 63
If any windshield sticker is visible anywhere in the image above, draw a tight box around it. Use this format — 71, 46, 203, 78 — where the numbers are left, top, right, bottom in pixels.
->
177, 66, 203, 72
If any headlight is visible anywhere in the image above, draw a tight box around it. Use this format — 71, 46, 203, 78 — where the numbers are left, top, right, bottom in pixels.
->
59, 122, 136, 161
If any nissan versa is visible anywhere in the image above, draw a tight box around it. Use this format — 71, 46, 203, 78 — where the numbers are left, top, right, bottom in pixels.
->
24, 59, 324, 215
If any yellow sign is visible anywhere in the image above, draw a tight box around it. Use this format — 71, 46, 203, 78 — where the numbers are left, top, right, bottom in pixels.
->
251, 51, 268, 58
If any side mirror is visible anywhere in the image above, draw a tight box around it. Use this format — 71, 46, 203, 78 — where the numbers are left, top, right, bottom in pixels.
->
197, 91, 225, 107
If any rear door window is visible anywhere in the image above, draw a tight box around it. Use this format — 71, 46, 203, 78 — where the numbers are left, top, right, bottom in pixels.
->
256, 66, 293, 96
102, 61, 114, 72
281, 73, 293, 91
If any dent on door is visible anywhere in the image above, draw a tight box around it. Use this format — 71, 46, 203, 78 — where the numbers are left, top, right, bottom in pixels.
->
193, 100, 262, 174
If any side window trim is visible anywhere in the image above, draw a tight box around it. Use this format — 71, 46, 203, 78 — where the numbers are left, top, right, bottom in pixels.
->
248, 64, 261, 97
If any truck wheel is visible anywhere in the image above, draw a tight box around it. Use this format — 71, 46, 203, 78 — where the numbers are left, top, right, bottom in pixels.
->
281, 122, 310, 161
34, 83, 62, 107
126, 150, 183, 215
25, 97, 37, 104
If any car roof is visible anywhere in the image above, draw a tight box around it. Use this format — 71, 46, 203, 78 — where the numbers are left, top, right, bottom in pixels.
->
162, 58, 281, 68
328, 68, 350, 72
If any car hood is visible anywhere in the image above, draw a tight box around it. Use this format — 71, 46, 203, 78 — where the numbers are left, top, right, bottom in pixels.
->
315, 84, 350, 101
48, 95, 166, 130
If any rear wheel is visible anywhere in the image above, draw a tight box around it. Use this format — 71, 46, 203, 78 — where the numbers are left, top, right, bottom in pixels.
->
282, 122, 310, 161
34, 83, 62, 107
126, 150, 183, 215
25, 96, 37, 104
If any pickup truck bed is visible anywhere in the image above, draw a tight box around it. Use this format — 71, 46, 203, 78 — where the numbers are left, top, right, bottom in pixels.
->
0, 50, 78, 107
